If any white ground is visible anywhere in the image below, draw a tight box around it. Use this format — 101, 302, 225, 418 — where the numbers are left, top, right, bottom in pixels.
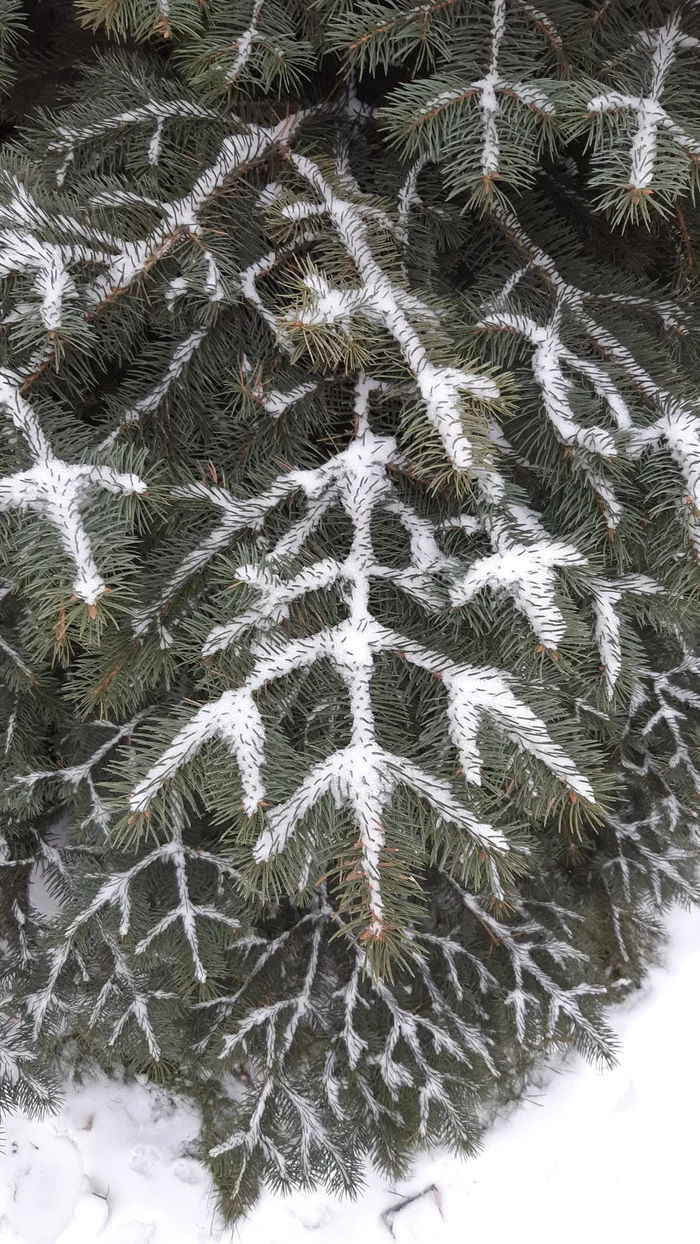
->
2, 905, 698, 1244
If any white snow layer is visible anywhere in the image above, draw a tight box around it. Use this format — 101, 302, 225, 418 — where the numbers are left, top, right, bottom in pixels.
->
2, 904, 700, 1243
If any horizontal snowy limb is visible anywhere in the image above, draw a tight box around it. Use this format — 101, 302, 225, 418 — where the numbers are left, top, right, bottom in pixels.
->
130, 620, 595, 816
47, 99, 218, 184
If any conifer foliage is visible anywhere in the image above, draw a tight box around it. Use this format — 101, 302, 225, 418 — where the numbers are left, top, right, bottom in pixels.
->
1, 0, 700, 1217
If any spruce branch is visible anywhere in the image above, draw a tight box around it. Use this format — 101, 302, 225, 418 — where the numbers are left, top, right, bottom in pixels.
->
129, 374, 594, 941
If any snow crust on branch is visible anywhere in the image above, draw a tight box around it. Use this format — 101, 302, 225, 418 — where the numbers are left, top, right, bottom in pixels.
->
206, 897, 498, 1173
624, 637, 700, 795
0, 369, 146, 605
587, 13, 700, 193
285, 153, 500, 469
478, 300, 623, 455
396, 155, 427, 248
87, 113, 305, 308
448, 506, 586, 647
417, 0, 555, 188
490, 206, 700, 542
47, 99, 217, 185
129, 375, 594, 938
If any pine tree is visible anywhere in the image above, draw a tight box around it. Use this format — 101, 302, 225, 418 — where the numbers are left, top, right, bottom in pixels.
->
2, 0, 700, 1218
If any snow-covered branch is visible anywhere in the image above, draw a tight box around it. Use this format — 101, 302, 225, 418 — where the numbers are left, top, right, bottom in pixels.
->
589, 576, 663, 699
100, 329, 209, 448
13, 714, 149, 831
417, 0, 555, 191
88, 113, 306, 309
454, 885, 607, 1050
587, 14, 700, 195
491, 206, 700, 545
47, 98, 218, 184
225, 0, 266, 86
0, 369, 146, 606
129, 375, 594, 938
285, 154, 500, 469
448, 506, 586, 648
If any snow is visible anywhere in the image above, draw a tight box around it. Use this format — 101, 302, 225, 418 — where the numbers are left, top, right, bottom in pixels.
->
48, 99, 216, 185
3, 904, 700, 1243
87, 114, 305, 309
589, 576, 663, 698
101, 329, 208, 448
396, 156, 426, 247
488, 205, 700, 539
450, 511, 586, 648
414, 0, 554, 186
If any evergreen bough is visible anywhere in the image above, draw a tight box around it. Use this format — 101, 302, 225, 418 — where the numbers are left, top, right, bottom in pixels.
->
2, 0, 700, 1217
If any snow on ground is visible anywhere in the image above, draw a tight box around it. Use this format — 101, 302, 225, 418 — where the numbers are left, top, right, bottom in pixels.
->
2, 905, 699, 1244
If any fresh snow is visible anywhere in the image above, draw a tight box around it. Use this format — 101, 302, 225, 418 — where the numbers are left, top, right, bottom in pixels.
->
2, 904, 700, 1243
0, 369, 146, 606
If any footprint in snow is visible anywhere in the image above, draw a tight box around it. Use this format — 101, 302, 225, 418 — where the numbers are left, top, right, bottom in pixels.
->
128, 1146, 162, 1177
171, 1158, 204, 1186
0, 1124, 83, 1244
110, 1222, 157, 1244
